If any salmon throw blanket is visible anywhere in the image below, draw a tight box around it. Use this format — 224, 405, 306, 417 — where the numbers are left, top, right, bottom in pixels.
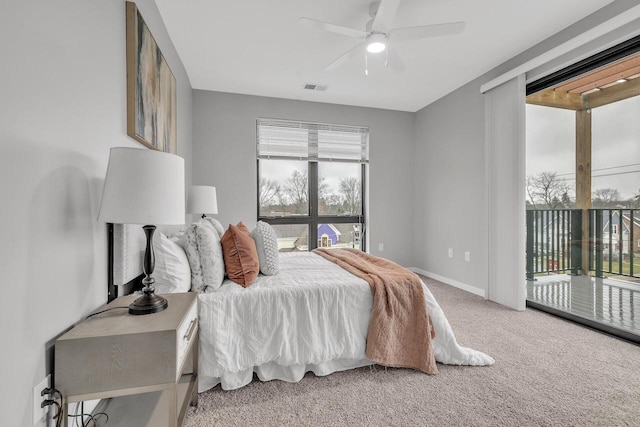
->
313, 248, 437, 374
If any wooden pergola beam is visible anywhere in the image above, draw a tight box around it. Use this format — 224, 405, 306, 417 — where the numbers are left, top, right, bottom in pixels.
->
554, 56, 640, 93
528, 76, 640, 111
526, 88, 584, 110
561, 64, 640, 94
585, 77, 640, 108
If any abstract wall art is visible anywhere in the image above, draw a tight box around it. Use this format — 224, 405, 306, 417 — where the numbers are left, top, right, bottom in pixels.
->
126, 1, 177, 154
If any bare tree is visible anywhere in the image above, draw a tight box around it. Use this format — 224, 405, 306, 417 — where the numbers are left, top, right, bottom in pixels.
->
592, 188, 621, 207
526, 176, 539, 210
283, 170, 308, 214
259, 178, 281, 209
526, 172, 572, 209
318, 176, 329, 202
322, 194, 343, 214
339, 177, 361, 215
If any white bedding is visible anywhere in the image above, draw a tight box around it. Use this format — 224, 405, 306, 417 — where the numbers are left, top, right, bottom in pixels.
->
198, 252, 494, 392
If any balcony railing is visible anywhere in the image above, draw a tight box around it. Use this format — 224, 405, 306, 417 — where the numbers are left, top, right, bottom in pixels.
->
526, 208, 640, 280
526, 209, 582, 279
588, 208, 639, 279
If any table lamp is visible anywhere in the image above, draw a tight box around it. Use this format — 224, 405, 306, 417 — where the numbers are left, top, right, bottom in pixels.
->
187, 185, 218, 218
98, 147, 185, 315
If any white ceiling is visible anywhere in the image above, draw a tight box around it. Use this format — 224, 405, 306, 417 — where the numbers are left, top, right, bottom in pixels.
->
155, 0, 614, 112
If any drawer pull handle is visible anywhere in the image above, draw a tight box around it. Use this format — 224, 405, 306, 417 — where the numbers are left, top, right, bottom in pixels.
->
184, 319, 197, 341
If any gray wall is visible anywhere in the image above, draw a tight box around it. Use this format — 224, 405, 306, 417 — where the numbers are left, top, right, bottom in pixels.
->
193, 91, 415, 266
0, 1, 192, 425
413, 75, 490, 292
411, 0, 640, 294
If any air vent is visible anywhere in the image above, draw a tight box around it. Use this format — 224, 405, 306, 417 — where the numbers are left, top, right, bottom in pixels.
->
304, 83, 328, 91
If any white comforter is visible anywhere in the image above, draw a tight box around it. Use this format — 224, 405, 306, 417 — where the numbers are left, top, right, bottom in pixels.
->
198, 252, 493, 391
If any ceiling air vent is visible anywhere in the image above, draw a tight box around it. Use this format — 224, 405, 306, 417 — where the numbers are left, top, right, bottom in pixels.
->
304, 83, 328, 91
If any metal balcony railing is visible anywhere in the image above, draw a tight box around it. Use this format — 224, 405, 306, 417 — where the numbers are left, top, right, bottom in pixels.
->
589, 208, 639, 279
526, 209, 582, 279
526, 208, 640, 280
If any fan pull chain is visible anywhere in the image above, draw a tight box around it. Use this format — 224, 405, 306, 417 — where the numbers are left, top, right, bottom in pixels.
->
365, 51, 369, 76
385, 45, 389, 68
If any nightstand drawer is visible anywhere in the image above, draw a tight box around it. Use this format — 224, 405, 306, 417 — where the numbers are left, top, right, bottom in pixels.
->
177, 298, 198, 372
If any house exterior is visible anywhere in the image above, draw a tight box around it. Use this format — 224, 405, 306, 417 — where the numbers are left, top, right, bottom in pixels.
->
317, 224, 341, 247
602, 210, 638, 255
621, 213, 640, 254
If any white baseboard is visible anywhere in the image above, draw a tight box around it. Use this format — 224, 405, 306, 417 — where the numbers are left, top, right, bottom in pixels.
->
409, 267, 486, 298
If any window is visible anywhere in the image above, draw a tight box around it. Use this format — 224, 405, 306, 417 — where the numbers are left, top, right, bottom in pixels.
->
257, 118, 368, 252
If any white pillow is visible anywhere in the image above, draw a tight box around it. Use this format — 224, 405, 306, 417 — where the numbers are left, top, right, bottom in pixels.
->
153, 233, 191, 294
168, 231, 187, 249
184, 221, 225, 292
201, 217, 225, 238
251, 221, 280, 275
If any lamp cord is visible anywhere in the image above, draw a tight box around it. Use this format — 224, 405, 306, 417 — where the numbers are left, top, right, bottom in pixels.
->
85, 306, 128, 319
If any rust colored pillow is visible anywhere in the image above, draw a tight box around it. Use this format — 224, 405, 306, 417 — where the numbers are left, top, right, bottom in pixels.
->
221, 223, 259, 287
236, 221, 250, 234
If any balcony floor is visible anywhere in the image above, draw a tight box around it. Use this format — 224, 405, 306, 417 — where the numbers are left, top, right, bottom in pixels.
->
526, 274, 640, 343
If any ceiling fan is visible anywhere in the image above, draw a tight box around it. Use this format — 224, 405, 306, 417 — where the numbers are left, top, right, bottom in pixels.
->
299, 0, 465, 74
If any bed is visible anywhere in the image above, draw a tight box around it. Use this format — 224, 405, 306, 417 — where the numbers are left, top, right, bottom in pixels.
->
110, 220, 494, 393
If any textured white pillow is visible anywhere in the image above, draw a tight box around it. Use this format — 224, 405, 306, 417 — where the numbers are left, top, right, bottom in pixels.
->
251, 221, 280, 275
184, 221, 225, 292
153, 233, 191, 294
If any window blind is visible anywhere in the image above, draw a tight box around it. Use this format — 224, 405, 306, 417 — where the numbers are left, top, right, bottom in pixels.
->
257, 118, 368, 163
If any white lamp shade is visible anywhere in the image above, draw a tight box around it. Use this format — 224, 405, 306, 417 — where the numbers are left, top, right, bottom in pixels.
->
98, 148, 185, 225
187, 185, 218, 215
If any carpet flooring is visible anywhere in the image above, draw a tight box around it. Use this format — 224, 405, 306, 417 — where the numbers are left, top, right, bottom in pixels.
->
184, 277, 640, 426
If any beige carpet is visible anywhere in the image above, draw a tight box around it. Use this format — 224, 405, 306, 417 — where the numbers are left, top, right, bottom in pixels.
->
185, 277, 640, 427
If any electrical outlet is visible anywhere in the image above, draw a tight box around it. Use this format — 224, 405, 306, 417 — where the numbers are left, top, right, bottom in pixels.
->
33, 374, 51, 424
465, 251, 471, 262
448, 248, 453, 258
378, 243, 384, 252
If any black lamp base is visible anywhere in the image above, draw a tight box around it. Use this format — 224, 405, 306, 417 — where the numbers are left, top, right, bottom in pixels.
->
128, 292, 168, 315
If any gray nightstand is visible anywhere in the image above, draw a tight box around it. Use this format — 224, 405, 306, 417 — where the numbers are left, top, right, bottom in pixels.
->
55, 292, 198, 427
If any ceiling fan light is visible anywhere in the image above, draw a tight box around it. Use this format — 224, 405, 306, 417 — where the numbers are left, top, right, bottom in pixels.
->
366, 33, 386, 53
367, 41, 386, 53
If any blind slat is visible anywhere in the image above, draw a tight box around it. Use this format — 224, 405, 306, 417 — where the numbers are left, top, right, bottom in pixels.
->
257, 118, 368, 162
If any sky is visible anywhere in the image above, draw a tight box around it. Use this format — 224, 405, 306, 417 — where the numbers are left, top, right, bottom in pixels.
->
526, 95, 640, 199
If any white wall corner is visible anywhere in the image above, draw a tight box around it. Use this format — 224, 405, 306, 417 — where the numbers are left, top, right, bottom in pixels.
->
409, 267, 486, 298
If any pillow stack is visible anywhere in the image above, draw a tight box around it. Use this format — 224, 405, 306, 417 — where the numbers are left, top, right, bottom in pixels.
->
181, 218, 281, 290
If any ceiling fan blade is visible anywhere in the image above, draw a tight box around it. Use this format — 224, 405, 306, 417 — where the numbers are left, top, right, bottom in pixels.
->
298, 17, 367, 39
371, 0, 401, 32
323, 43, 365, 71
386, 46, 406, 73
389, 21, 465, 42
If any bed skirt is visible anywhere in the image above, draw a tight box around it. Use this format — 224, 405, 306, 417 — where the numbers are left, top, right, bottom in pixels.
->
198, 357, 373, 392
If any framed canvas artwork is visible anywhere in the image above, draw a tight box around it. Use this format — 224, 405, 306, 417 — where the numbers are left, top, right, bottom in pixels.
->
126, 1, 177, 154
